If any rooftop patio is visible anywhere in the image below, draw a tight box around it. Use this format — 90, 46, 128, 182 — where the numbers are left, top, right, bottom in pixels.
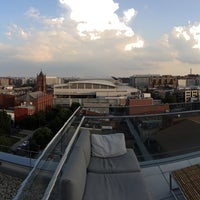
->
12, 106, 200, 200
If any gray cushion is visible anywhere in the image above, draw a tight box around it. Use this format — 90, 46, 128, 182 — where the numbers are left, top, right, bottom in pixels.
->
83, 172, 151, 200
91, 133, 127, 158
88, 149, 141, 173
60, 147, 87, 200
75, 129, 91, 166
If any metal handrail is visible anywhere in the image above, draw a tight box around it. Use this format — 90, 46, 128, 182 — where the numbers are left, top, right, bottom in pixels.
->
42, 116, 85, 200
13, 106, 81, 200
84, 109, 200, 119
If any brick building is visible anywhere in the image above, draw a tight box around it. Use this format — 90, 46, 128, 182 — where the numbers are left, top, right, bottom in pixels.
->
128, 98, 169, 115
14, 91, 53, 122
0, 94, 15, 109
149, 75, 178, 89
14, 106, 35, 122
0, 77, 11, 86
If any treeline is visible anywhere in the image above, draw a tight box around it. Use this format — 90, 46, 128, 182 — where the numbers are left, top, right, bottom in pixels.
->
25, 102, 80, 153
19, 102, 80, 134
0, 110, 11, 134
0, 103, 80, 153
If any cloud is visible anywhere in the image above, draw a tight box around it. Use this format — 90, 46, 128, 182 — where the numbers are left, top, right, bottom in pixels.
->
125, 39, 144, 51
172, 23, 200, 49
6, 24, 30, 39
190, 23, 200, 49
2, 0, 143, 65
25, 7, 40, 19
59, 0, 136, 39
123, 9, 137, 23
165, 22, 200, 64
25, 6, 65, 27
4, 0, 200, 77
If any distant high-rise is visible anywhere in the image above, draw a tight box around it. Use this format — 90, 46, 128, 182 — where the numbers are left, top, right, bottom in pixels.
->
36, 70, 46, 93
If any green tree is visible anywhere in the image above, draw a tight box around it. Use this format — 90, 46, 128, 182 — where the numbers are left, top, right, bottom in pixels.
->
58, 108, 72, 123
70, 102, 80, 112
36, 110, 46, 127
163, 94, 177, 103
20, 115, 38, 130
0, 110, 11, 134
48, 117, 63, 134
32, 127, 53, 149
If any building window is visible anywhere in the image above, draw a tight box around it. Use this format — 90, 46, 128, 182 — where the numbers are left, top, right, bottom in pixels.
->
93, 84, 100, 89
78, 83, 84, 89
85, 83, 92, 89
70, 83, 77, 89
101, 85, 107, 89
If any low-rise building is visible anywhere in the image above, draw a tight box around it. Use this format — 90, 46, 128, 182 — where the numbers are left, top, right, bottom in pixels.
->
128, 98, 169, 115
14, 91, 53, 122
0, 94, 15, 109
46, 76, 63, 86
176, 87, 200, 102
54, 79, 138, 108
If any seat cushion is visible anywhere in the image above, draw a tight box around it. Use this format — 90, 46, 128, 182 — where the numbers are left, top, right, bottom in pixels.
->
75, 129, 91, 166
83, 172, 151, 200
88, 149, 141, 173
60, 147, 87, 200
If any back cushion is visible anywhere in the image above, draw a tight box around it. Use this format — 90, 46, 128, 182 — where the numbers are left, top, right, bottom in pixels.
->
60, 147, 87, 200
75, 129, 91, 166
91, 133, 127, 158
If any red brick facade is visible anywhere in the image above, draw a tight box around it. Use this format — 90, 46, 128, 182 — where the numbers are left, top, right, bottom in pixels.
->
34, 93, 54, 112
14, 93, 53, 122
14, 106, 35, 122
0, 94, 15, 109
128, 98, 153, 106
128, 98, 169, 115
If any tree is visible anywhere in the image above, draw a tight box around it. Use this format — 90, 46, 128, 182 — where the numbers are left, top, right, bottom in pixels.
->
47, 117, 63, 134
35, 110, 46, 127
0, 110, 11, 134
20, 115, 38, 130
32, 127, 54, 149
58, 108, 72, 123
70, 102, 80, 112
163, 94, 177, 103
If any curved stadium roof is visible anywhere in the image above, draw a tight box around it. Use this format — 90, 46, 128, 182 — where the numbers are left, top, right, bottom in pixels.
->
54, 79, 116, 89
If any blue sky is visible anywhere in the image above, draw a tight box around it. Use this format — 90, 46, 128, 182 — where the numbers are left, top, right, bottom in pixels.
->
1, 0, 200, 77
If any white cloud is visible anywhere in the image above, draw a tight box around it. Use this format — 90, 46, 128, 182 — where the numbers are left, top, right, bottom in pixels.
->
43, 17, 65, 27
125, 39, 144, 51
173, 23, 200, 49
59, 0, 135, 39
162, 22, 200, 66
190, 23, 200, 49
6, 24, 30, 39
174, 26, 190, 41
123, 9, 137, 23
25, 6, 65, 27
25, 7, 40, 19
2, 0, 143, 68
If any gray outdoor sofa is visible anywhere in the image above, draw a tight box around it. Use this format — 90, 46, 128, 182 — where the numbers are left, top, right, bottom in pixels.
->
60, 129, 151, 200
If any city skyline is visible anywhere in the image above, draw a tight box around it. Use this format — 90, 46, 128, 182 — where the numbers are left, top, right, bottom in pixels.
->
1, 0, 200, 77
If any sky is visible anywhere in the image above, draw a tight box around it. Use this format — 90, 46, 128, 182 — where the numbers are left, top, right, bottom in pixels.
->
1, 0, 200, 78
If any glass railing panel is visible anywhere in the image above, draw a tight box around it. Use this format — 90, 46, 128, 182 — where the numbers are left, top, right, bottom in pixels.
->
82, 107, 200, 162
14, 105, 200, 199
13, 107, 82, 200
44, 107, 200, 199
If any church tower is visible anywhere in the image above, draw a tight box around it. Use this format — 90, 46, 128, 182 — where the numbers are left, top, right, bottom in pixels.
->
36, 70, 46, 93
